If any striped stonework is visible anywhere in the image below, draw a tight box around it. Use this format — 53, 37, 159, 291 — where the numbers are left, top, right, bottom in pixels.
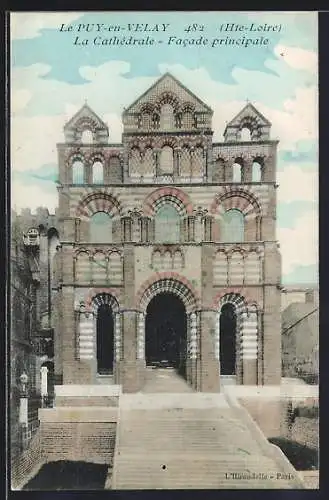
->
189, 312, 198, 360
114, 313, 122, 362
77, 313, 94, 360
211, 187, 262, 218
151, 248, 184, 271
143, 187, 193, 216
240, 307, 258, 361
136, 272, 200, 313
137, 313, 145, 360
76, 190, 122, 220
74, 249, 123, 285
228, 250, 244, 285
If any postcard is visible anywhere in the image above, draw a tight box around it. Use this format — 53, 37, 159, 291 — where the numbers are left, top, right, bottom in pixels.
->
9, 11, 318, 490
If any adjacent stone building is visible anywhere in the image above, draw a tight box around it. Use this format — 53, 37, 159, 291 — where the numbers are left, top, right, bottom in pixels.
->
54, 73, 282, 393
11, 208, 58, 462
282, 287, 319, 383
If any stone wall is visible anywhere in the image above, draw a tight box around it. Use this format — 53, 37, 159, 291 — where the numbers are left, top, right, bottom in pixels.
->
11, 429, 43, 490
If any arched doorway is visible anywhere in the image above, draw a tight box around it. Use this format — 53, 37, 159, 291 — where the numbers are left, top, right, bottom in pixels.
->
220, 303, 237, 375
96, 303, 114, 374
145, 292, 187, 375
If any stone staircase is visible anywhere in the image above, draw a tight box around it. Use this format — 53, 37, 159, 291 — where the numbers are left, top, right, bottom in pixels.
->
110, 369, 303, 489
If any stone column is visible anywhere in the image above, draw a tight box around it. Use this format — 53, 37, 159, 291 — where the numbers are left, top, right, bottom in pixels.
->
243, 158, 253, 183
62, 287, 93, 384
187, 312, 199, 389
199, 310, 220, 392
200, 243, 220, 392
120, 244, 144, 392
263, 285, 282, 384
114, 312, 122, 384
224, 159, 233, 182
40, 366, 48, 398
240, 310, 258, 385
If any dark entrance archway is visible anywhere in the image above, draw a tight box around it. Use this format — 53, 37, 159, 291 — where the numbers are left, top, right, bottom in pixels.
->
220, 303, 237, 375
145, 292, 187, 375
96, 304, 114, 374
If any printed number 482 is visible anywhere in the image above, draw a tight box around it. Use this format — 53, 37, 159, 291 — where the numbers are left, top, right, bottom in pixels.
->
184, 24, 204, 33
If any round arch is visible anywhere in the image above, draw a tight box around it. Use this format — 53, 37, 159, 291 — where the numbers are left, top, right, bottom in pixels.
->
136, 273, 200, 313
143, 187, 193, 217
210, 187, 262, 218
76, 191, 121, 220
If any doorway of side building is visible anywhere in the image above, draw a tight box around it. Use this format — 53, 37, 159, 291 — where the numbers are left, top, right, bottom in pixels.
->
220, 303, 237, 375
145, 292, 187, 376
96, 303, 114, 374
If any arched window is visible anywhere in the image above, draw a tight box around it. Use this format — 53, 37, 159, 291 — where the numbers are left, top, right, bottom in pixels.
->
252, 161, 262, 182
222, 209, 244, 243
182, 110, 194, 129
72, 160, 84, 184
142, 111, 152, 130
173, 250, 183, 269
129, 147, 141, 177
160, 104, 174, 130
90, 212, 112, 243
160, 146, 174, 174
180, 146, 191, 177
152, 251, 162, 270
163, 250, 172, 269
81, 129, 93, 143
92, 161, 103, 184
155, 204, 180, 243
232, 162, 242, 183
240, 127, 251, 141
76, 252, 91, 282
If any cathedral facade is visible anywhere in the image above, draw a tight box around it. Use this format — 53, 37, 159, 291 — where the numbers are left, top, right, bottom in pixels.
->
54, 73, 281, 393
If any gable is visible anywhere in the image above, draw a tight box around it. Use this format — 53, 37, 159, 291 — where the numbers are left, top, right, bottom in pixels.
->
64, 103, 108, 132
226, 103, 271, 129
124, 73, 213, 115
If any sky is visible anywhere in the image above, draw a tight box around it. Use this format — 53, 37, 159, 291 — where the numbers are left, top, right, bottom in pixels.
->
10, 12, 318, 285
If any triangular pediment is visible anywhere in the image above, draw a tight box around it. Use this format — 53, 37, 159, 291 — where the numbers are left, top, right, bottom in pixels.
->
64, 103, 108, 131
226, 103, 271, 128
124, 73, 213, 114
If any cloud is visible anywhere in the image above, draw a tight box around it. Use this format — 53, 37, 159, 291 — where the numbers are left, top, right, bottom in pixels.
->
274, 44, 317, 74
12, 179, 57, 212
277, 165, 318, 204
282, 264, 318, 285
278, 207, 318, 276
10, 13, 83, 40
